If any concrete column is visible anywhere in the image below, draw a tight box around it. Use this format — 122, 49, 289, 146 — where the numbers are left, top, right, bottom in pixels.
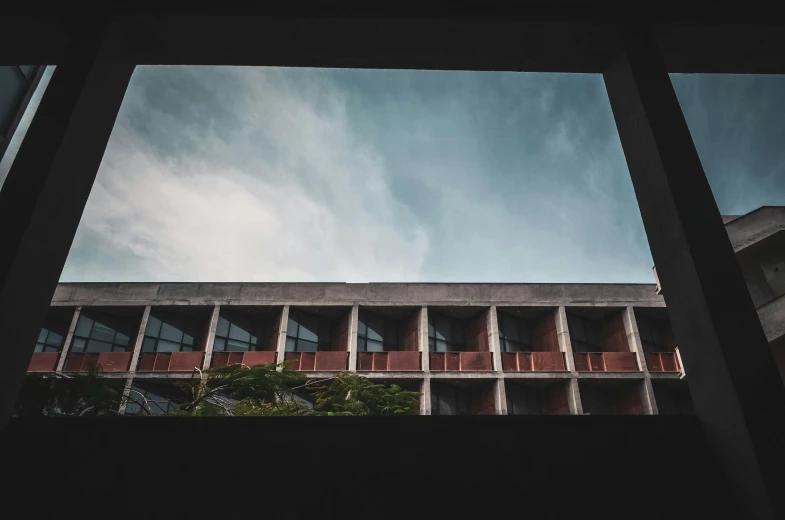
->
604, 29, 785, 518
555, 306, 576, 372
487, 306, 507, 414
275, 306, 290, 372
494, 378, 508, 415
0, 23, 135, 425
55, 306, 81, 372
128, 306, 151, 374
419, 306, 429, 372
567, 378, 584, 415
623, 306, 658, 414
117, 377, 134, 415
201, 305, 221, 371
347, 305, 359, 372
420, 376, 432, 415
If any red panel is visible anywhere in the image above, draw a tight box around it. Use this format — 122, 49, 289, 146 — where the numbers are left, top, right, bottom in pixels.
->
645, 353, 663, 371
589, 353, 605, 371
603, 352, 638, 372
501, 352, 519, 371
429, 353, 445, 371
168, 352, 203, 371
242, 351, 276, 367
445, 352, 461, 371
460, 352, 492, 371
388, 351, 420, 371
153, 353, 171, 371
211, 352, 231, 368
96, 352, 131, 372
532, 312, 559, 352
357, 352, 374, 371
284, 352, 302, 371
300, 352, 316, 371
467, 310, 489, 352
573, 353, 590, 372
228, 352, 244, 365
372, 352, 389, 371
517, 352, 533, 371
314, 351, 347, 371
137, 353, 156, 371
332, 312, 351, 352
67, 353, 100, 372
660, 352, 679, 372
600, 313, 629, 352
28, 352, 59, 372
65, 353, 84, 372
543, 385, 570, 415
401, 311, 420, 351
532, 351, 566, 371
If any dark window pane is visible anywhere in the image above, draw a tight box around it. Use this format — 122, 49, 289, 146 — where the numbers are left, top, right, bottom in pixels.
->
90, 322, 116, 343
157, 340, 181, 353
86, 340, 112, 352
298, 315, 318, 342
37, 329, 48, 343
428, 319, 434, 338
181, 345, 193, 352
357, 338, 366, 352
228, 323, 251, 343
433, 315, 449, 341
146, 316, 162, 337
436, 340, 447, 353
142, 338, 156, 352
366, 340, 384, 352
71, 337, 86, 352
183, 334, 194, 346
74, 316, 93, 338
160, 323, 183, 343
367, 315, 384, 341
34, 343, 44, 353
387, 326, 397, 343
287, 316, 299, 337
297, 340, 318, 352
453, 324, 465, 345
45, 332, 63, 346
226, 338, 249, 352
428, 337, 435, 352
285, 337, 297, 352
115, 333, 130, 347
213, 338, 226, 352
216, 317, 230, 338
358, 317, 367, 337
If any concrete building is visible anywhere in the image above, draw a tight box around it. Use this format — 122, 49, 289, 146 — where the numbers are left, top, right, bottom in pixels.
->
24, 206, 784, 417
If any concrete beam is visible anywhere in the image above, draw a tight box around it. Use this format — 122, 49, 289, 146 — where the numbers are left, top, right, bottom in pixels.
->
604, 28, 785, 519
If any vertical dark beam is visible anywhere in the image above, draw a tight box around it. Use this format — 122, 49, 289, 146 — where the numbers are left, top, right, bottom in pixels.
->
603, 29, 785, 519
0, 22, 135, 426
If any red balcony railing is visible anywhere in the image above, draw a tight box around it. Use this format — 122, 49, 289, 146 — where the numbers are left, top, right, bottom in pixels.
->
645, 352, 680, 372
66, 352, 132, 372
357, 351, 420, 371
574, 352, 638, 372
429, 352, 492, 371
211, 351, 277, 368
28, 352, 59, 372
501, 351, 566, 371
284, 351, 348, 371
137, 352, 203, 372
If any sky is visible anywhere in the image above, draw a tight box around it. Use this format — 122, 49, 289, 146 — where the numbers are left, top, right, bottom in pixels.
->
1, 67, 784, 283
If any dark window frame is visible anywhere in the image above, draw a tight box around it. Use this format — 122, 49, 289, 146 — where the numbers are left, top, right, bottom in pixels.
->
71, 313, 134, 354
497, 311, 534, 353
637, 315, 673, 354
567, 313, 601, 353
428, 312, 468, 353
34, 327, 65, 353
431, 383, 472, 416
357, 310, 399, 352
142, 314, 198, 354
285, 310, 335, 353
213, 314, 265, 353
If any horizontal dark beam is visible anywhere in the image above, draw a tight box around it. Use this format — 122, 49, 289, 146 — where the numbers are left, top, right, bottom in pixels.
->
2, 16, 785, 73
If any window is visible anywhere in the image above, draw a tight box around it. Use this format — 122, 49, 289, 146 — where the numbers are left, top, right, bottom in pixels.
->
71, 314, 132, 353
428, 313, 467, 352
497, 311, 533, 352
357, 311, 398, 352
125, 385, 180, 416
213, 315, 263, 352
580, 385, 615, 415
506, 385, 542, 415
431, 383, 471, 415
285, 310, 334, 352
567, 314, 600, 353
637, 316, 672, 354
142, 314, 196, 353
34, 328, 64, 353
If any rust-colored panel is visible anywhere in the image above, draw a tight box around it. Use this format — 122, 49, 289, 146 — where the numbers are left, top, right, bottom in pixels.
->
28, 352, 59, 372
659, 352, 679, 372
429, 353, 445, 371
532, 351, 565, 371
299, 352, 316, 371
501, 352, 519, 371
332, 311, 351, 352
228, 352, 244, 365
153, 353, 171, 371
600, 313, 629, 352
445, 352, 461, 371
357, 352, 374, 371
267, 309, 282, 351
372, 352, 389, 371
532, 311, 559, 352
168, 352, 203, 371
589, 353, 605, 371
65, 353, 84, 372
467, 310, 489, 352
460, 352, 492, 371
137, 353, 156, 371
315, 351, 346, 371
543, 385, 569, 415
388, 351, 419, 371
401, 310, 420, 351
517, 352, 533, 371
603, 352, 638, 372
471, 385, 496, 415
573, 353, 590, 371
617, 385, 644, 415
212, 352, 230, 368
242, 351, 276, 367
96, 352, 131, 372
284, 352, 301, 371
645, 353, 663, 371
70, 353, 100, 372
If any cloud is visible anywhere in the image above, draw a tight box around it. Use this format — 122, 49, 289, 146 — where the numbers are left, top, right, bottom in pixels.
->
62, 67, 429, 282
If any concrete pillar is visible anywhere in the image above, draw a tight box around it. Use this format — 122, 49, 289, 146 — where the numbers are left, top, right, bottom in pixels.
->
623, 306, 658, 414
347, 305, 359, 372
420, 376, 432, 415
55, 306, 81, 372
117, 377, 134, 415
275, 306, 290, 372
128, 306, 151, 374
201, 305, 221, 371
488, 306, 507, 414
0, 23, 135, 425
419, 306, 429, 372
555, 306, 576, 372
494, 378, 508, 415
604, 29, 785, 518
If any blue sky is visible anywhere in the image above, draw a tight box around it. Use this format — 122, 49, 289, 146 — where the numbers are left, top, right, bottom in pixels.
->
2, 67, 784, 283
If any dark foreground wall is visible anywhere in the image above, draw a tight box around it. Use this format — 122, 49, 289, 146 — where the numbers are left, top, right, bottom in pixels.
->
2, 416, 735, 519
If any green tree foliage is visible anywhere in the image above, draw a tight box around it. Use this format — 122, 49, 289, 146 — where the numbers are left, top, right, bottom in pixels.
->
310, 373, 420, 416
14, 372, 125, 417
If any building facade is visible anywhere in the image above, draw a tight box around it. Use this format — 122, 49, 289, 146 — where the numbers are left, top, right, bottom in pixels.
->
24, 206, 785, 416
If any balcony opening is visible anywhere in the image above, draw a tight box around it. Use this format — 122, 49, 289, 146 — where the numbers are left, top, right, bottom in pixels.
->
211, 306, 283, 368
125, 379, 187, 416
65, 306, 145, 373
284, 306, 351, 371
567, 308, 638, 372
428, 307, 492, 371
357, 306, 421, 371
430, 379, 496, 416
634, 308, 680, 373
505, 380, 570, 415
652, 380, 694, 415
27, 307, 75, 372
497, 307, 565, 371
139, 306, 213, 372
579, 380, 644, 416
